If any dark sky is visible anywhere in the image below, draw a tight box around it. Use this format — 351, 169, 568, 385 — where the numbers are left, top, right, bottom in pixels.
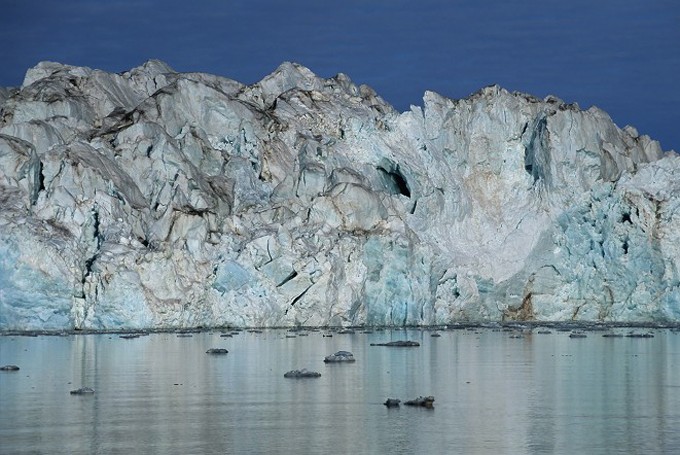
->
1, 0, 678, 151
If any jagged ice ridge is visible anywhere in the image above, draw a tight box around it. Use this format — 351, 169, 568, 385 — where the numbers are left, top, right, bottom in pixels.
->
0, 60, 678, 330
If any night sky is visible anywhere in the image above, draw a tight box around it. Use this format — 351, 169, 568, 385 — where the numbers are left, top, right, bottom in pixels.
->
1, 0, 678, 151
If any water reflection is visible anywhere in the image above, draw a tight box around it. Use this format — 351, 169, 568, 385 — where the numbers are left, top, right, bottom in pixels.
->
1, 329, 679, 454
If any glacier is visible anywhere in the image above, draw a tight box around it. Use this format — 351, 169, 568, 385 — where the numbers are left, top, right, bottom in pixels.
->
0, 60, 678, 330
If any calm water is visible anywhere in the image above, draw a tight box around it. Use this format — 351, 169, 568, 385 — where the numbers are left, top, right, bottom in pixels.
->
1, 328, 679, 454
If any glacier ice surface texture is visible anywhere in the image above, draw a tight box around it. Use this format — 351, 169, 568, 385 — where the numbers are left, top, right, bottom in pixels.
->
0, 60, 678, 330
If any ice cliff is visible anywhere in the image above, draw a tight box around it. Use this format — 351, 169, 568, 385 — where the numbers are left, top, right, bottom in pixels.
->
1, 60, 678, 330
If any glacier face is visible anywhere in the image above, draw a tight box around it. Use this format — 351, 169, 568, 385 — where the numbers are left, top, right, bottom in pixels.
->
0, 60, 677, 330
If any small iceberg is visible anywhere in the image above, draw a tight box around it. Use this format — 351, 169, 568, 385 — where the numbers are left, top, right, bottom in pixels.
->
370, 340, 420, 347
384, 398, 401, 407
404, 396, 435, 408
323, 351, 356, 363
70, 387, 95, 395
284, 369, 321, 378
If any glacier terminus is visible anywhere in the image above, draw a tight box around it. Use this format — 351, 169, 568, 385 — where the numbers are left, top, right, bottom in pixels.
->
0, 61, 678, 330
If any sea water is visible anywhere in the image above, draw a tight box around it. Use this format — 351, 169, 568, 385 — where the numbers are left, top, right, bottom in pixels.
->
1, 328, 679, 454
